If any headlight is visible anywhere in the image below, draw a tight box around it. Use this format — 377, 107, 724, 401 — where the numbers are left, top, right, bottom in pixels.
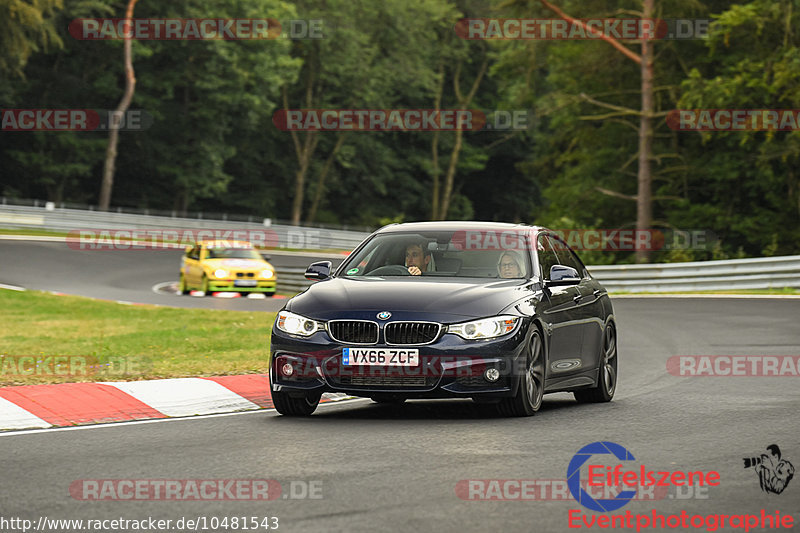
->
213, 269, 229, 278
260, 269, 274, 278
276, 311, 323, 337
448, 316, 520, 340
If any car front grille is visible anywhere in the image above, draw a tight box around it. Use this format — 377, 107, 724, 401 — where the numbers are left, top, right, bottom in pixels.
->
235, 272, 255, 278
327, 320, 379, 344
342, 376, 429, 387
456, 376, 489, 387
333, 375, 438, 388
384, 322, 441, 345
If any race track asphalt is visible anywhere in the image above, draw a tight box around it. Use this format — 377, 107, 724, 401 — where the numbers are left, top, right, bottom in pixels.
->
0, 239, 344, 311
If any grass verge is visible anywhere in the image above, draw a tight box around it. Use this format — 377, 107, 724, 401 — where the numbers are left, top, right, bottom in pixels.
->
610, 288, 800, 295
0, 289, 275, 386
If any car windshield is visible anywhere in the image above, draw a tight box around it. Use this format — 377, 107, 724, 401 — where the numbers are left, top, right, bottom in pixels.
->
338, 230, 531, 279
206, 247, 262, 260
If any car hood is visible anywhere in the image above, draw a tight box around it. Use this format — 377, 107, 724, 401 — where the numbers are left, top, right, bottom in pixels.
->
287, 277, 533, 322
203, 258, 268, 269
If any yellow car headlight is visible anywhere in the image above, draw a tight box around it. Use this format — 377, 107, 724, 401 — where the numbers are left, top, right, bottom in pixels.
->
213, 269, 229, 278
260, 269, 274, 278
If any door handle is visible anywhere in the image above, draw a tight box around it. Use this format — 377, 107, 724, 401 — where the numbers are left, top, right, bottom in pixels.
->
573, 294, 582, 303
592, 289, 602, 297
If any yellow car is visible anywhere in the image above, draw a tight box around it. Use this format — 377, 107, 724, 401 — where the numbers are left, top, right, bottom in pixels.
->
178, 240, 277, 296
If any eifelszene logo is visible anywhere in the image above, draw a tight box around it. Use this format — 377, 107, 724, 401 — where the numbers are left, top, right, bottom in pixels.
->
567, 441, 721, 512
567, 441, 637, 512
743, 444, 794, 495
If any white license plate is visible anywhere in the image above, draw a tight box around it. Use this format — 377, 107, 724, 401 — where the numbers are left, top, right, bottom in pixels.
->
234, 280, 257, 287
343, 348, 419, 366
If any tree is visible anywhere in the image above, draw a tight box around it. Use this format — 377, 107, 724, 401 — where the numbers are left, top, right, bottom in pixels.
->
0, 0, 63, 78
281, 0, 456, 225
538, 0, 658, 262
98, 0, 138, 211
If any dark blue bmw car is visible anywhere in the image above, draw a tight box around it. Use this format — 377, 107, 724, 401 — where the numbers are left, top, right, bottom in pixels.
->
269, 222, 617, 417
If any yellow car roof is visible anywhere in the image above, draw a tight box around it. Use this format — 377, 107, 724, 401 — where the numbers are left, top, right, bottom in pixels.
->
198, 240, 254, 248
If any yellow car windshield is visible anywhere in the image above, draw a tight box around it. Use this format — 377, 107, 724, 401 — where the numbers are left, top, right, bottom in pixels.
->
206, 248, 262, 260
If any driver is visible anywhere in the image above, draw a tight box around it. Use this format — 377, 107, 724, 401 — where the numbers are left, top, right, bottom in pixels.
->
405, 241, 432, 276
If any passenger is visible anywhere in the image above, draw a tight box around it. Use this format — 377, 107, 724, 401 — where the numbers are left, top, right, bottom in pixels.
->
497, 251, 524, 278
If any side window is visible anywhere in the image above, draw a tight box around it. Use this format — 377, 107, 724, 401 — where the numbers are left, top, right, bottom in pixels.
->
536, 235, 560, 280
550, 235, 587, 277
188, 246, 200, 260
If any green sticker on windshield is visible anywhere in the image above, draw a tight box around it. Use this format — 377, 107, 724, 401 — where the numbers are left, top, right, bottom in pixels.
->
347, 267, 359, 275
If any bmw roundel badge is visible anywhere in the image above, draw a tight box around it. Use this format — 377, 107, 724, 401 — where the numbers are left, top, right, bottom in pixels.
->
377, 311, 392, 320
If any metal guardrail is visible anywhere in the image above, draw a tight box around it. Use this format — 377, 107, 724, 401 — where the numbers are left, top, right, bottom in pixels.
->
2, 204, 798, 293
276, 255, 800, 294
276, 267, 318, 293
587, 255, 800, 292
0, 204, 370, 251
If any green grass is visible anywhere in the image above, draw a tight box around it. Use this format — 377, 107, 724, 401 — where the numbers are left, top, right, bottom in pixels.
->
0, 227, 69, 237
0, 289, 275, 386
610, 288, 800, 295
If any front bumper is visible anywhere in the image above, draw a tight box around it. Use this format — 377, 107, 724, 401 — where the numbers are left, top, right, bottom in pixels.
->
270, 322, 530, 399
208, 280, 276, 293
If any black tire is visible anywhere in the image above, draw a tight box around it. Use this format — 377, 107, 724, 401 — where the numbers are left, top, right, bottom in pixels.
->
177, 274, 187, 295
498, 330, 545, 417
201, 275, 209, 295
272, 390, 322, 416
574, 322, 617, 403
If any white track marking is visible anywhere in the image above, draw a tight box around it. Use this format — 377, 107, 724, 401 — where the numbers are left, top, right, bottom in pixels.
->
101, 378, 260, 417
0, 395, 364, 436
0, 397, 52, 429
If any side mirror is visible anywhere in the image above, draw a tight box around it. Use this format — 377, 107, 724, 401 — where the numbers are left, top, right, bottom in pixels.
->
305, 261, 332, 281
184, 245, 193, 254
546, 265, 581, 286
260, 252, 272, 262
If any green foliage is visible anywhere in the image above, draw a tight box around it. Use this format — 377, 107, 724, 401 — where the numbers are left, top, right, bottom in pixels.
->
1, 0, 799, 262
0, 0, 64, 77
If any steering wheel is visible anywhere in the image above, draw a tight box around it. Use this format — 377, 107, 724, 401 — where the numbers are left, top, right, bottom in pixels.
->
367, 264, 412, 276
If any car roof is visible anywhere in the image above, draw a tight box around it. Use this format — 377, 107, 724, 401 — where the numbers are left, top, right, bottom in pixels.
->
375, 221, 546, 233
197, 240, 253, 248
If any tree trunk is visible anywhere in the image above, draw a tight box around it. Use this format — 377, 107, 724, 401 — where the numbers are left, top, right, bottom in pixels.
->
636, 0, 654, 263
540, 0, 655, 262
435, 57, 487, 220
438, 127, 464, 220
99, 0, 138, 211
430, 62, 444, 220
306, 133, 347, 224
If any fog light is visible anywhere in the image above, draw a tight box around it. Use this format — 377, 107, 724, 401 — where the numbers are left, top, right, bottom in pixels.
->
484, 368, 500, 382
281, 362, 295, 377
